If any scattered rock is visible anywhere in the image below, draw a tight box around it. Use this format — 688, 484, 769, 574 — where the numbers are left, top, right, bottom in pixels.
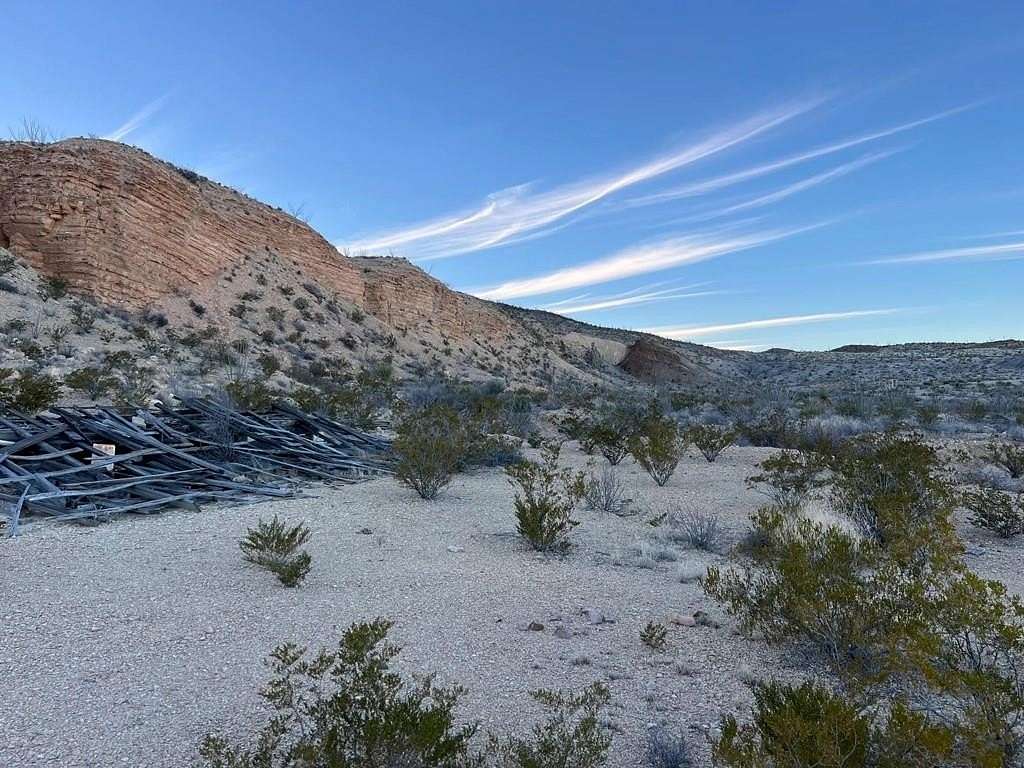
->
446, 545, 465, 553
581, 607, 610, 625
357, 528, 373, 535
554, 626, 572, 639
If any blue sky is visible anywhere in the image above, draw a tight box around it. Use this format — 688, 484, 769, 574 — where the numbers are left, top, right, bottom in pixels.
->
4, 1, 1023, 350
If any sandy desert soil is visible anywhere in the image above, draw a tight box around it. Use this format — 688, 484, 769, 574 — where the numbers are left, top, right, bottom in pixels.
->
1, 444, 1020, 768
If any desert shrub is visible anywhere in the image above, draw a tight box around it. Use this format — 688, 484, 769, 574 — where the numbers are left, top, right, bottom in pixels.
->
394, 405, 467, 500
113, 365, 155, 407
0, 368, 61, 413
69, 301, 97, 333
583, 466, 631, 516
199, 618, 475, 768
686, 423, 736, 462
668, 509, 721, 552
38, 275, 68, 300
990, 442, 1024, 479
640, 621, 668, 650
629, 411, 685, 487
746, 450, 822, 510
506, 442, 586, 552
703, 508, 888, 672
0, 250, 15, 275
917, 572, 1024, 765
713, 680, 871, 768
827, 433, 951, 545
65, 367, 116, 399
225, 378, 276, 411
916, 402, 941, 427
646, 726, 692, 768
590, 421, 630, 466
490, 683, 611, 768
257, 353, 280, 376
962, 488, 1024, 539
239, 515, 312, 587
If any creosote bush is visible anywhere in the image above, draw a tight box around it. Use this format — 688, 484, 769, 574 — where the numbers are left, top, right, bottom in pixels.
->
200, 618, 612, 768
826, 433, 951, 545
704, 435, 1024, 767
240, 515, 312, 587
629, 409, 685, 487
506, 442, 586, 552
714, 679, 870, 768
686, 423, 736, 463
394, 404, 467, 500
990, 441, 1024, 479
962, 488, 1024, 539
0, 368, 62, 413
746, 450, 821, 510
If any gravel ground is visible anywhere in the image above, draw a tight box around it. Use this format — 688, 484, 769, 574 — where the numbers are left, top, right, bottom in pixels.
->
1, 444, 1020, 768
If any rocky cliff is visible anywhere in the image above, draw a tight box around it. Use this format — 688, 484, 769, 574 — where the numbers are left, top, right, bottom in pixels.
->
0, 138, 730, 389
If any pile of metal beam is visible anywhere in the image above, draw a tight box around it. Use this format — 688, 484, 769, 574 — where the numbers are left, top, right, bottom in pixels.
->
0, 398, 391, 535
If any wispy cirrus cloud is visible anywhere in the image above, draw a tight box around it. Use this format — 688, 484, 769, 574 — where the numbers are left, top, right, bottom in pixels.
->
624, 104, 973, 209
340, 99, 823, 260
473, 225, 815, 301
641, 308, 906, 339
103, 94, 170, 142
862, 240, 1024, 265
539, 281, 724, 315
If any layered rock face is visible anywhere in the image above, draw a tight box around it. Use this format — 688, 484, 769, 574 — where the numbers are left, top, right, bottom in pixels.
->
354, 256, 513, 338
0, 139, 364, 308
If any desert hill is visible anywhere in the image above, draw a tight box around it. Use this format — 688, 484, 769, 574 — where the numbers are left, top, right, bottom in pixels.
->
1, 137, 1021, 406
0, 137, 733, 394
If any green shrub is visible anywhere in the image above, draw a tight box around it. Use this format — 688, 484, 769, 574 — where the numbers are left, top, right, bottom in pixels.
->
686, 423, 736, 463
113, 365, 155, 407
506, 443, 586, 552
590, 421, 630, 466
746, 450, 821, 510
225, 378, 276, 411
240, 516, 312, 587
0, 368, 61, 413
490, 683, 611, 768
200, 619, 613, 768
827, 433, 951, 545
38, 275, 68, 300
0, 251, 15, 275
989, 442, 1024, 479
713, 680, 871, 768
65, 367, 117, 399
628, 412, 685, 486
703, 508, 887, 673
199, 618, 475, 768
70, 301, 97, 333
962, 488, 1024, 539
394, 405, 467, 500
640, 621, 668, 650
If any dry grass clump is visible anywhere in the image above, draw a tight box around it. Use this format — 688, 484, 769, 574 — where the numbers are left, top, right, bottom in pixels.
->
583, 465, 632, 516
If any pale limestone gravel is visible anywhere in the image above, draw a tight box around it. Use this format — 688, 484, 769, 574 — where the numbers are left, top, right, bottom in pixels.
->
1, 444, 1018, 768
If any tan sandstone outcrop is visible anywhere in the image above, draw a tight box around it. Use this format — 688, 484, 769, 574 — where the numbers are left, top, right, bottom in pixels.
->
0, 139, 364, 309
